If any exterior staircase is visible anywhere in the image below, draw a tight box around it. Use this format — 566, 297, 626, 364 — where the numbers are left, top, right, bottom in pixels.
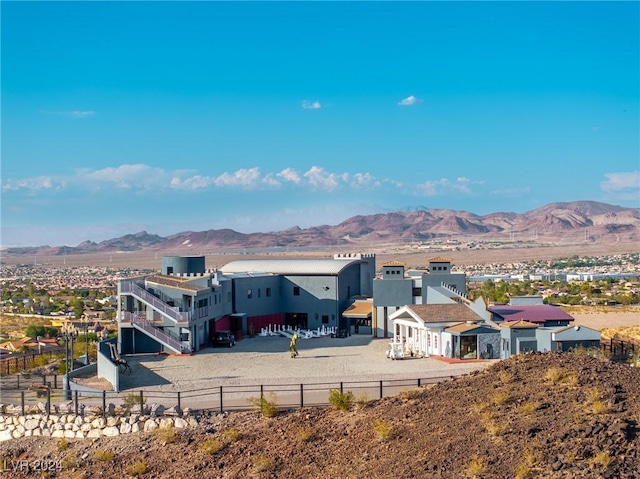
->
120, 312, 191, 354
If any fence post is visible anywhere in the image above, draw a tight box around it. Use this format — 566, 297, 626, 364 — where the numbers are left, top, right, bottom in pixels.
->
46, 385, 51, 416
177, 392, 181, 416
74, 390, 79, 415
43, 375, 47, 386
102, 390, 106, 417
418, 378, 421, 387
54, 374, 58, 389
21, 391, 25, 415
17, 374, 19, 390
340, 382, 343, 394
139, 391, 144, 412
379, 380, 383, 399
260, 385, 264, 414
300, 384, 304, 409
219, 385, 223, 413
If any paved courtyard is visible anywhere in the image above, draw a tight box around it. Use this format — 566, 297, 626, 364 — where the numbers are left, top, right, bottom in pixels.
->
120, 334, 492, 393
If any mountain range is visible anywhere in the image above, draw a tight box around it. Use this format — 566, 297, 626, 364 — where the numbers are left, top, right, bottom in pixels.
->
4, 201, 639, 255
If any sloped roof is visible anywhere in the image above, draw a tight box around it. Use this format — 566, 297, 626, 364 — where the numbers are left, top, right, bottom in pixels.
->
428, 256, 452, 263
489, 305, 574, 324
220, 259, 364, 276
343, 301, 373, 318
381, 260, 406, 267
406, 303, 485, 323
500, 320, 539, 329
445, 323, 489, 334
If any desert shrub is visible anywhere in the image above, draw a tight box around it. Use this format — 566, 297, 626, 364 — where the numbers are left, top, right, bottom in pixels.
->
544, 367, 563, 383
328, 389, 354, 411
492, 390, 511, 406
591, 400, 609, 415
561, 372, 579, 387
586, 387, 602, 402
200, 438, 223, 455
296, 427, 315, 443
591, 450, 612, 469
222, 428, 240, 443
467, 455, 486, 477
355, 393, 369, 410
93, 449, 115, 462
61, 455, 77, 470
154, 425, 177, 444
518, 402, 537, 414
523, 448, 541, 466
125, 461, 147, 477
569, 345, 599, 357
123, 392, 144, 408
498, 370, 513, 384
248, 393, 278, 418
479, 411, 505, 436
373, 419, 394, 441
252, 455, 276, 474
563, 450, 577, 464
514, 463, 532, 479
56, 438, 69, 451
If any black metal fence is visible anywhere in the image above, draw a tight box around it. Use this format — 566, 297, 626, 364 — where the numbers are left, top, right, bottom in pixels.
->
601, 338, 638, 361
0, 375, 453, 417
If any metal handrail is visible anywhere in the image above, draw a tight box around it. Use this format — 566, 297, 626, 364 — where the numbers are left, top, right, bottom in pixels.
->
122, 312, 190, 354
120, 281, 190, 323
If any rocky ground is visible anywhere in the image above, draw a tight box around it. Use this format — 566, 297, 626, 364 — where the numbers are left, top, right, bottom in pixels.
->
1, 352, 639, 479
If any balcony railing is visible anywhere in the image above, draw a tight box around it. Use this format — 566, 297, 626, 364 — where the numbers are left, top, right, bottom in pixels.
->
120, 280, 190, 323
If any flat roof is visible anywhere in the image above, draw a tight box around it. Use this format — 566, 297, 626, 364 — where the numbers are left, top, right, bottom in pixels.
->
220, 258, 365, 276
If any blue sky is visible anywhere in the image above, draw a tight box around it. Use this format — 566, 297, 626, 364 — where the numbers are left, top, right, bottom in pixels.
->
2, 1, 639, 247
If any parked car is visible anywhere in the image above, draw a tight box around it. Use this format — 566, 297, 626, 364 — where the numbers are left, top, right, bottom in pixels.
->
212, 331, 236, 347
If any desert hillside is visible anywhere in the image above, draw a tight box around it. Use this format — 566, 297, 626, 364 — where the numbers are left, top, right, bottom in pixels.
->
1, 353, 639, 478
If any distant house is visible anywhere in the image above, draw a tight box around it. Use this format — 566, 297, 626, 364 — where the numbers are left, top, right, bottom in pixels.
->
489, 304, 575, 328
500, 320, 540, 359
536, 325, 601, 352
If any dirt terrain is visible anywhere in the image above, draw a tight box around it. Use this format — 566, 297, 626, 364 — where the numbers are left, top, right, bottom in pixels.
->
1, 352, 639, 478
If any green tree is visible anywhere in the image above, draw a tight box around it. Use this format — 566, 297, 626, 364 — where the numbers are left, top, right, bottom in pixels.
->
69, 297, 85, 319
25, 324, 46, 339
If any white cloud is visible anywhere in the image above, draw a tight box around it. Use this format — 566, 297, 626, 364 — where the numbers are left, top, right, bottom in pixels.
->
2, 163, 385, 195
349, 172, 380, 189
81, 164, 171, 190
0, 176, 58, 191
416, 177, 477, 196
600, 171, 640, 192
40, 110, 95, 118
213, 167, 262, 189
301, 100, 321, 110
303, 166, 341, 191
277, 168, 302, 184
398, 95, 422, 106
171, 175, 214, 190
